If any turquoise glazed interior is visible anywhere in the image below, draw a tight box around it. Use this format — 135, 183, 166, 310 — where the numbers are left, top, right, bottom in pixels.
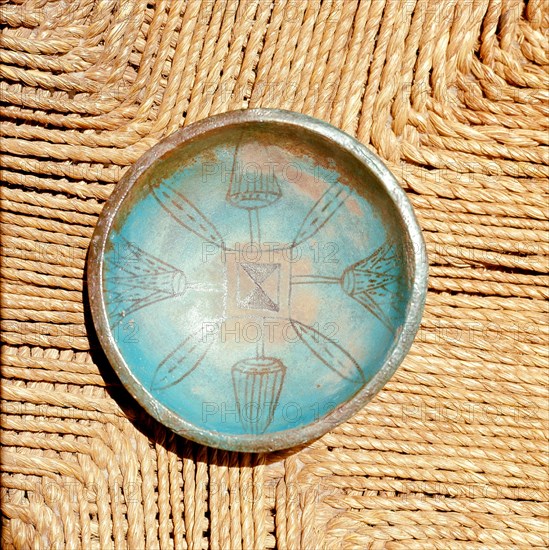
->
99, 115, 419, 448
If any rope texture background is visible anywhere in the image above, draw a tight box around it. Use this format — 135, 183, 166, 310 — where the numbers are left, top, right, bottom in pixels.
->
1, 0, 548, 548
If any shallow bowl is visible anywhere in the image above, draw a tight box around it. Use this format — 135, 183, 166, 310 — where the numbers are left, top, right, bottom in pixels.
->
88, 109, 428, 452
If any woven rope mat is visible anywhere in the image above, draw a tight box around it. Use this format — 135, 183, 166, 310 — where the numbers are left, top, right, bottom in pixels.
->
1, 0, 548, 548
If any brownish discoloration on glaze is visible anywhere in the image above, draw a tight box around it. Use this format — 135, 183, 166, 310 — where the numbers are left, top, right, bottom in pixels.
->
88, 109, 427, 453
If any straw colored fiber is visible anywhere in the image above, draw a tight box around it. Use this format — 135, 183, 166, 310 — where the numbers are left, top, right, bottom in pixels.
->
1, 0, 548, 548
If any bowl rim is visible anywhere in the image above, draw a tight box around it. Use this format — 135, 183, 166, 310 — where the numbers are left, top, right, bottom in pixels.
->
88, 108, 428, 452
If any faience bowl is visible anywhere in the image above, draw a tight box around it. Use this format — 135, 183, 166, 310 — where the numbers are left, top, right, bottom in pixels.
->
88, 109, 428, 452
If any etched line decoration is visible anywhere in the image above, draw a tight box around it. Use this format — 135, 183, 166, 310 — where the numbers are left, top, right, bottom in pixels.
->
226, 134, 282, 245
290, 240, 401, 332
291, 181, 351, 248
106, 139, 405, 435
237, 262, 281, 312
105, 237, 188, 326
290, 320, 366, 384
231, 357, 287, 434
151, 325, 219, 391
340, 240, 402, 331
151, 179, 226, 248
